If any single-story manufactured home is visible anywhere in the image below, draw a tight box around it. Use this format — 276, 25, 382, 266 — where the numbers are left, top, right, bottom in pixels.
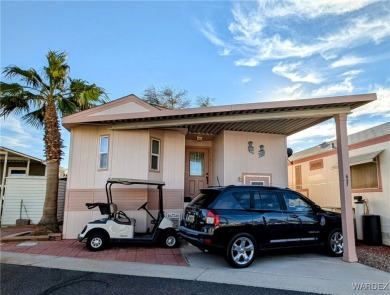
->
288, 122, 390, 245
62, 93, 376, 262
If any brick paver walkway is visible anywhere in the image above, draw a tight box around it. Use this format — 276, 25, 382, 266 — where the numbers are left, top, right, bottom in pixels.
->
0, 227, 188, 267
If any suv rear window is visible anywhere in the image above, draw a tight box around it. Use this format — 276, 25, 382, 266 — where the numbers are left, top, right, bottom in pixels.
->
189, 190, 221, 208
212, 191, 251, 209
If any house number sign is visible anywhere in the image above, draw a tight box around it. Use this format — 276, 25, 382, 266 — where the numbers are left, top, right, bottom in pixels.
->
247, 141, 265, 158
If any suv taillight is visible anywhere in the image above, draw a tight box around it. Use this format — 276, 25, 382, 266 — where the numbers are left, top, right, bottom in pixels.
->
206, 210, 220, 226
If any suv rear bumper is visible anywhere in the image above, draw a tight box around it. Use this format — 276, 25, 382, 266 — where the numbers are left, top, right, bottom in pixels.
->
179, 226, 223, 251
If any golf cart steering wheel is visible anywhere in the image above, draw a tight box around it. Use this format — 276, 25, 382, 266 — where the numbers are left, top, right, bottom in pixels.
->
138, 202, 148, 211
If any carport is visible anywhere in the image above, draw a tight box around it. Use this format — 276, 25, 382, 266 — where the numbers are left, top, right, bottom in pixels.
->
109, 93, 376, 262
63, 92, 376, 261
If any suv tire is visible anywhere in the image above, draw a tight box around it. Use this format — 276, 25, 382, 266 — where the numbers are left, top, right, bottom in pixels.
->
325, 229, 343, 257
225, 233, 256, 268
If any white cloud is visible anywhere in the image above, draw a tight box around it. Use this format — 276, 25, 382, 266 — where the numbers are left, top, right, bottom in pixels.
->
241, 77, 251, 84
199, 22, 226, 47
265, 0, 379, 19
287, 118, 387, 148
200, 1, 390, 65
331, 55, 367, 68
312, 77, 354, 96
351, 85, 390, 117
0, 115, 44, 156
272, 62, 323, 84
341, 69, 364, 76
219, 48, 232, 56
278, 84, 302, 94
235, 58, 259, 67
274, 84, 303, 100
287, 121, 336, 145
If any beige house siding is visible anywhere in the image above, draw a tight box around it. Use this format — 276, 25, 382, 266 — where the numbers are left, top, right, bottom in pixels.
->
222, 131, 288, 186
161, 131, 186, 189
63, 126, 186, 238
288, 140, 390, 245
212, 132, 225, 186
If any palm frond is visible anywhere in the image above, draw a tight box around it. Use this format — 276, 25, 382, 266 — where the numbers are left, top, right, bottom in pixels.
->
44, 51, 70, 90
66, 79, 108, 111
21, 107, 45, 129
56, 96, 77, 117
2, 66, 47, 90
0, 82, 42, 117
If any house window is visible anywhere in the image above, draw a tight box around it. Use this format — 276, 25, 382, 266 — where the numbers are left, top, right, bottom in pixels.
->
310, 159, 323, 170
189, 152, 204, 176
295, 165, 302, 190
99, 135, 109, 170
351, 159, 379, 189
150, 138, 160, 171
8, 167, 27, 176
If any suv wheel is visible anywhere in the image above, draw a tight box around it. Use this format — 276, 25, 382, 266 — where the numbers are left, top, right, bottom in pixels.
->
225, 233, 256, 268
87, 232, 106, 251
325, 229, 343, 256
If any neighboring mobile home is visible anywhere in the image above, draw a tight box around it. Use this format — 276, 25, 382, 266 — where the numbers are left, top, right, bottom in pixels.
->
61, 93, 375, 262
288, 122, 390, 245
0, 147, 66, 225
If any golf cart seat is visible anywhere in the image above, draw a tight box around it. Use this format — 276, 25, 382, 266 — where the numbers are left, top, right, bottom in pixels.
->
110, 203, 136, 225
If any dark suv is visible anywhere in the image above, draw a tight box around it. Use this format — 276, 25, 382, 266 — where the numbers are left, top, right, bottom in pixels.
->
179, 186, 343, 268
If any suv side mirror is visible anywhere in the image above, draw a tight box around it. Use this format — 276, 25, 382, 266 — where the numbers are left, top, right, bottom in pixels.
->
314, 205, 322, 212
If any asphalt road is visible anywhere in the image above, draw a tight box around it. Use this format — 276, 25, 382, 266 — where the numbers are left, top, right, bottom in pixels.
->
1, 264, 324, 295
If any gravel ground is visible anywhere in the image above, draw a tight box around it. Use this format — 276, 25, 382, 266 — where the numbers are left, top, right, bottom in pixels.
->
356, 243, 390, 273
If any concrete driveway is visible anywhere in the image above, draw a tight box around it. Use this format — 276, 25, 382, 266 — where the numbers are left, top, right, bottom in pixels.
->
181, 242, 390, 295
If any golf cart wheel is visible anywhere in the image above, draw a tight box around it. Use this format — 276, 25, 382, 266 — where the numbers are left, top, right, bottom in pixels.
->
163, 231, 178, 248
325, 229, 343, 257
87, 232, 106, 252
225, 233, 256, 268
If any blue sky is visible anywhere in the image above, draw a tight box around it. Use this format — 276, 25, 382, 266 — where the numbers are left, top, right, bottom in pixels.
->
1, 0, 389, 168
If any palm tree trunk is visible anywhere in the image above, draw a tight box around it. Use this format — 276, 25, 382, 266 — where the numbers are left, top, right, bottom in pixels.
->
35, 99, 61, 234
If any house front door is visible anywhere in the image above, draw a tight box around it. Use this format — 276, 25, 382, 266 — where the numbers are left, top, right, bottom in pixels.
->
185, 148, 209, 200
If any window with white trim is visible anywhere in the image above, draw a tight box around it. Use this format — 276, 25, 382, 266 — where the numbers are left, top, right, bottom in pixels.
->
99, 135, 109, 170
150, 138, 160, 171
8, 167, 27, 177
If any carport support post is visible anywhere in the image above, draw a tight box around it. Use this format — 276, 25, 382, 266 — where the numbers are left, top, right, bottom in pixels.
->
334, 114, 358, 262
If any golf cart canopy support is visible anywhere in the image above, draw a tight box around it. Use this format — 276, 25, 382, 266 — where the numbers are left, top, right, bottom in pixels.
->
105, 178, 166, 215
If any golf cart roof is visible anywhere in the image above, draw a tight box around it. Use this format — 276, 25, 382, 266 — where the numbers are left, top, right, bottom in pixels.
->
107, 178, 165, 186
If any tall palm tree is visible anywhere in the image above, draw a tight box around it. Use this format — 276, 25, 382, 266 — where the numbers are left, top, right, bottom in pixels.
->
0, 51, 108, 234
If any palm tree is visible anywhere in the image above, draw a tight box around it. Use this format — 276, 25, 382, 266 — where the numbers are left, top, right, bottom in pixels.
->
0, 51, 108, 234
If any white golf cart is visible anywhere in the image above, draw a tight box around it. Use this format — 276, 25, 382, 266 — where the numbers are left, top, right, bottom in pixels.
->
78, 178, 179, 251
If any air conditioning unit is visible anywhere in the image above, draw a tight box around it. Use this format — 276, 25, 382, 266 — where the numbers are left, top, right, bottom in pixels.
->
165, 212, 181, 229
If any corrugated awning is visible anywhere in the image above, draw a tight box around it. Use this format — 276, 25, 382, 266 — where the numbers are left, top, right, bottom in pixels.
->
333, 150, 383, 168
349, 150, 383, 166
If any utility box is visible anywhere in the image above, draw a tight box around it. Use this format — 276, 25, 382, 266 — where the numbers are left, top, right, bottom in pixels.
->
363, 215, 382, 245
